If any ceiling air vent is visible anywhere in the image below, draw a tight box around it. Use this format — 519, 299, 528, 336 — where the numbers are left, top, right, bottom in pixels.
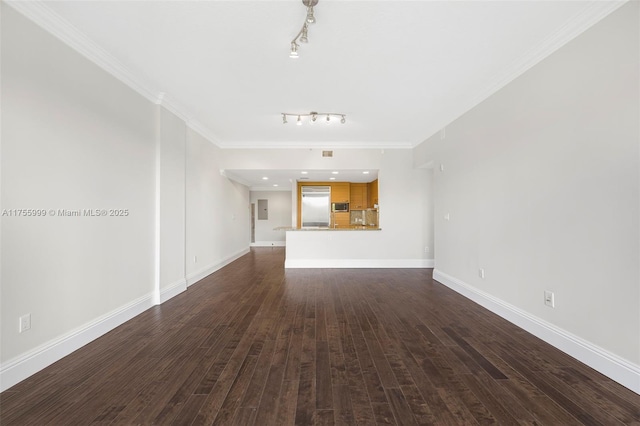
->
322, 150, 333, 157
299, 177, 309, 180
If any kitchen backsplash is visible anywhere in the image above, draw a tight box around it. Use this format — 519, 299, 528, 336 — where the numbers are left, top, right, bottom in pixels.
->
350, 209, 379, 226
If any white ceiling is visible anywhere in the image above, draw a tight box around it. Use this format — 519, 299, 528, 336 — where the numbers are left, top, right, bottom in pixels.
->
224, 168, 379, 191
9, 1, 624, 188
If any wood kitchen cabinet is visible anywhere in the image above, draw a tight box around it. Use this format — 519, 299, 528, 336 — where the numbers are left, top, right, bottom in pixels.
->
367, 179, 378, 207
331, 182, 350, 203
349, 183, 368, 210
333, 212, 350, 227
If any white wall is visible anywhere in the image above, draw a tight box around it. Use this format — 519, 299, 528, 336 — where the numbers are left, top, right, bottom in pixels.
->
0, 4, 251, 391
414, 2, 639, 391
378, 150, 434, 262
250, 191, 292, 246
185, 129, 250, 285
1, 3, 156, 383
224, 148, 434, 265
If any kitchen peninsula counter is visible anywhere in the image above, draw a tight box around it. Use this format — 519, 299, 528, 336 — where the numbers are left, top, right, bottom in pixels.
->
283, 227, 431, 269
275, 226, 381, 231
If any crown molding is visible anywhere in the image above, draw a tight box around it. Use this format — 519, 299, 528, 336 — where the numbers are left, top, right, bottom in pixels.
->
5, 0, 158, 103
5, 0, 223, 148
221, 170, 252, 187
414, 0, 629, 147
187, 120, 223, 148
216, 140, 414, 150
473, 0, 628, 108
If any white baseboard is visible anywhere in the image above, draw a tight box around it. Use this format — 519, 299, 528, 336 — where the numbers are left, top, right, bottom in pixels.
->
0, 293, 155, 392
0, 249, 252, 392
285, 258, 434, 268
160, 278, 187, 303
250, 241, 286, 247
433, 269, 640, 395
186, 247, 250, 286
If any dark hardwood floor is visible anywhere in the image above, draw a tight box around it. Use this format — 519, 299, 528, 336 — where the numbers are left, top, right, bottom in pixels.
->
1, 248, 638, 425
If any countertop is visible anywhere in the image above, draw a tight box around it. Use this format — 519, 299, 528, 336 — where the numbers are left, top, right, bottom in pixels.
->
274, 226, 381, 231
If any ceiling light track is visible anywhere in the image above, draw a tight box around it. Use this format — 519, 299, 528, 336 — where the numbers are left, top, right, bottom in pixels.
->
290, 0, 318, 58
282, 112, 346, 125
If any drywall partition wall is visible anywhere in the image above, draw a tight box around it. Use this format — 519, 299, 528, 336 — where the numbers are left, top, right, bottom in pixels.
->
1, 4, 157, 390
378, 150, 434, 264
414, 2, 639, 392
157, 107, 187, 302
221, 148, 384, 171
185, 128, 250, 286
223, 148, 434, 266
250, 191, 292, 246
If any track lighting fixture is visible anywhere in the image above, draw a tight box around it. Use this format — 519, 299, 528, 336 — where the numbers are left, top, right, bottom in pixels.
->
300, 24, 309, 43
289, 42, 299, 59
306, 7, 316, 24
282, 112, 346, 125
289, 0, 318, 58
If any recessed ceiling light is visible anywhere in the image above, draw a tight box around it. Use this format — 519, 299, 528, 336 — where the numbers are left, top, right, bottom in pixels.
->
329, 177, 336, 180
262, 177, 268, 180
301, 171, 308, 174
331, 171, 339, 174
273, 184, 279, 187
363, 171, 370, 174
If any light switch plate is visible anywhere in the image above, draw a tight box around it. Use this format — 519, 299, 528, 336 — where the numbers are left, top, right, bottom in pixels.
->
544, 290, 555, 308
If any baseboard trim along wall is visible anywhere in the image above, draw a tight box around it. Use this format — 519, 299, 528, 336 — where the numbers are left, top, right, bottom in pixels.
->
0, 248, 253, 392
433, 269, 640, 395
186, 247, 250, 286
285, 258, 435, 268
250, 241, 286, 247
0, 293, 155, 392
160, 278, 187, 304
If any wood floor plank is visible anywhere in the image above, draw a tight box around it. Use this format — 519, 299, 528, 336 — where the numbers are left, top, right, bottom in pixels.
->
385, 387, 419, 426
171, 394, 208, 426
1, 248, 638, 426
294, 280, 318, 426
332, 384, 356, 426
332, 284, 377, 425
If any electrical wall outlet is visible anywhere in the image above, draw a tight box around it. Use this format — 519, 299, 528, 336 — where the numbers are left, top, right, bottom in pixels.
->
544, 290, 555, 308
424, 246, 429, 254
19, 314, 31, 333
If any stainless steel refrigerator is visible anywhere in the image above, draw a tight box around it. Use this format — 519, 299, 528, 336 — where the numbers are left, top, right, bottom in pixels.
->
301, 186, 331, 227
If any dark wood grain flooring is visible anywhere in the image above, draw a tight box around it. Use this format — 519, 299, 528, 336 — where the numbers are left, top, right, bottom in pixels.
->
1, 248, 638, 425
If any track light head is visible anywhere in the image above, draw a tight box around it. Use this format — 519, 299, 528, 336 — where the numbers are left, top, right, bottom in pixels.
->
282, 114, 288, 124
296, 115, 302, 125
341, 115, 346, 124
306, 7, 316, 24
289, 42, 299, 58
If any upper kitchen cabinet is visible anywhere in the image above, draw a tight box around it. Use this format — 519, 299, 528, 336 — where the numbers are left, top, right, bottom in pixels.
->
350, 183, 368, 210
331, 183, 350, 203
367, 179, 378, 208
